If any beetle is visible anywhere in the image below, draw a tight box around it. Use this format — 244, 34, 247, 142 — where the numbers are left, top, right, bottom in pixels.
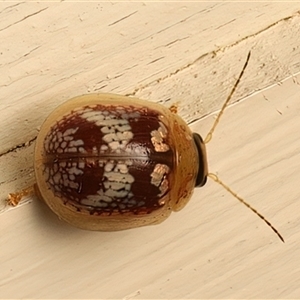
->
8, 52, 284, 241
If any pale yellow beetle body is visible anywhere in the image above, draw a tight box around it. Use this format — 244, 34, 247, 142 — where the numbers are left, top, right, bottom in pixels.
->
34, 93, 208, 231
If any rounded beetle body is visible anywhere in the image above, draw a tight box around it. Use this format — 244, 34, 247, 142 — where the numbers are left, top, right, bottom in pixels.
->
34, 93, 208, 231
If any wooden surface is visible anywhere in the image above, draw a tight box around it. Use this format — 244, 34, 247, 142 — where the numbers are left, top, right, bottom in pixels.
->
1, 2, 300, 299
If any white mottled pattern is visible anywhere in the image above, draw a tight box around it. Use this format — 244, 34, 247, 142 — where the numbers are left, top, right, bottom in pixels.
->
151, 163, 170, 196
81, 159, 138, 209
44, 125, 86, 155
151, 122, 169, 152
79, 108, 136, 153
44, 160, 85, 197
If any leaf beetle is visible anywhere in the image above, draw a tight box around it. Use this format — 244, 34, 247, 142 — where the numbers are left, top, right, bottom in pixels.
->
8, 52, 284, 242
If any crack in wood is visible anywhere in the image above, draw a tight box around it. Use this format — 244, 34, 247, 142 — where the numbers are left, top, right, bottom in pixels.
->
0, 137, 36, 158
0, 3, 23, 15
0, 7, 48, 32
108, 10, 138, 26
125, 10, 300, 98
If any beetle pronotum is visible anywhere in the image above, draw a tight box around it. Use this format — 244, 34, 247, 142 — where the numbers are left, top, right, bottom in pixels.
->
8, 52, 284, 242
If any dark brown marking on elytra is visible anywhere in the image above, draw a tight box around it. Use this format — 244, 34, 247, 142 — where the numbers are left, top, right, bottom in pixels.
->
43, 104, 173, 216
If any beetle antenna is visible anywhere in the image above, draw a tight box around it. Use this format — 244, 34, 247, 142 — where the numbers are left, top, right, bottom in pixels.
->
201, 52, 284, 242
208, 173, 284, 243
7, 186, 34, 207
204, 51, 251, 144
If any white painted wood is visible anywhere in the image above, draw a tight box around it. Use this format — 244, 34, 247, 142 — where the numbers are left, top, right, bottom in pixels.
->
1, 2, 300, 299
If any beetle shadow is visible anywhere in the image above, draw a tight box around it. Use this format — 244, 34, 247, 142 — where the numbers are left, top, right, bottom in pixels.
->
31, 195, 79, 235
31, 194, 128, 242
